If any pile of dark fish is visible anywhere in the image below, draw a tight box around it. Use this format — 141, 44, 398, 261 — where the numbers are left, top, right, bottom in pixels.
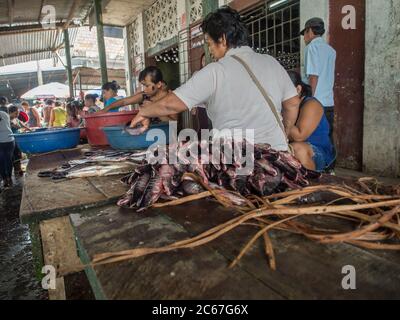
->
118, 139, 322, 212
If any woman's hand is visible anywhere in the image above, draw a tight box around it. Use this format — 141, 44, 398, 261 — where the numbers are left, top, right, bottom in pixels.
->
129, 113, 150, 134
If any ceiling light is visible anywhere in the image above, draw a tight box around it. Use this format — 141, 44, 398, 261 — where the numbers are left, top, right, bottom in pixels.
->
268, 0, 289, 10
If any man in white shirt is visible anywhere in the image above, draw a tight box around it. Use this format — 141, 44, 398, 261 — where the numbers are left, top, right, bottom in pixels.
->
130, 6, 300, 151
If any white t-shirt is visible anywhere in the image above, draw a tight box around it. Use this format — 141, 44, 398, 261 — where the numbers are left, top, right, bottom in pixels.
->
0, 111, 14, 143
174, 46, 297, 150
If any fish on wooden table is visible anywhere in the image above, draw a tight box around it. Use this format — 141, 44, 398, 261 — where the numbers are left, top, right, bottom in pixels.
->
181, 180, 205, 195
137, 170, 164, 211
124, 127, 144, 136
115, 138, 322, 212
65, 163, 137, 179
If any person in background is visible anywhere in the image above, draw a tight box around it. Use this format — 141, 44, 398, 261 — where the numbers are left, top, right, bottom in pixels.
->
8, 105, 30, 176
101, 81, 123, 113
0, 107, 15, 188
100, 67, 165, 113
99, 67, 178, 122
301, 17, 336, 138
43, 99, 55, 126
66, 101, 82, 128
21, 101, 41, 128
287, 71, 335, 172
33, 100, 44, 118
0, 96, 9, 113
83, 94, 101, 114
49, 101, 67, 127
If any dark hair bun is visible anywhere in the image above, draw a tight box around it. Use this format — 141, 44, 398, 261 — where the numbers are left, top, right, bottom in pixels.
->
102, 81, 120, 93
112, 80, 121, 90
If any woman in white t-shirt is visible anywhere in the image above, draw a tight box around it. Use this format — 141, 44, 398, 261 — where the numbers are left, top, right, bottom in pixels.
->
0, 109, 16, 188
129, 7, 300, 149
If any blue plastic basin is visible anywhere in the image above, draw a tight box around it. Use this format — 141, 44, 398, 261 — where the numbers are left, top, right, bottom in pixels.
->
102, 123, 170, 150
13, 128, 81, 154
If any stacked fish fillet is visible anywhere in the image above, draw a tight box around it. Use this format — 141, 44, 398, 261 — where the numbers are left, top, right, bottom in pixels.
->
117, 139, 321, 212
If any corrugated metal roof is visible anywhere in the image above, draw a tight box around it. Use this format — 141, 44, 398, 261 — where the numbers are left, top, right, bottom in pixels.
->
0, 0, 92, 26
0, 0, 91, 66
0, 0, 157, 66
0, 27, 79, 67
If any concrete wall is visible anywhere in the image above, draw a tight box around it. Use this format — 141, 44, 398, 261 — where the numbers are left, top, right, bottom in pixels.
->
73, 27, 125, 69
363, 0, 400, 177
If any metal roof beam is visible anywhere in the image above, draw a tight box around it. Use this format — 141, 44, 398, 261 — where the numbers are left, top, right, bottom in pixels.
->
63, 0, 82, 29
0, 47, 59, 60
0, 22, 81, 35
8, 0, 15, 26
37, 0, 45, 23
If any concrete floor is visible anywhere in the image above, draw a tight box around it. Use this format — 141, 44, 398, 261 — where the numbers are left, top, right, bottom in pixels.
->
0, 177, 47, 300
335, 168, 400, 186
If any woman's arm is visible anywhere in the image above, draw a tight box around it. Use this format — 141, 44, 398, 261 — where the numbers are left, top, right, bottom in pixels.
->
282, 95, 301, 136
18, 119, 32, 131
289, 99, 324, 142
159, 114, 179, 122
100, 92, 144, 113
130, 93, 187, 131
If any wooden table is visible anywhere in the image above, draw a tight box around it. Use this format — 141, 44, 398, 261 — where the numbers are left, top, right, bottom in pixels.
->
19, 149, 400, 299
20, 147, 129, 224
19, 146, 129, 299
70, 199, 400, 300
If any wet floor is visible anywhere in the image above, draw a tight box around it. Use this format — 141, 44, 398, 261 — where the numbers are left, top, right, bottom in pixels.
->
0, 177, 47, 300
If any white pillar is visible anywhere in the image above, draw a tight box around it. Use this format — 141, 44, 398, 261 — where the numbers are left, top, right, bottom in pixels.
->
131, 12, 146, 93
123, 26, 134, 96
177, 0, 192, 129
37, 60, 43, 86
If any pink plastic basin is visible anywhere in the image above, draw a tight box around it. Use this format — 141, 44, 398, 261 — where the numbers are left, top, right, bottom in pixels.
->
84, 111, 138, 146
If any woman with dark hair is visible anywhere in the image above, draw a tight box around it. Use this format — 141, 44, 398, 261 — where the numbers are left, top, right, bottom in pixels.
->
99, 68, 178, 122
49, 101, 67, 127
43, 99, 55, 126
102, 81, 123, 113
100, 67, 166, 113
21, 101, 41, 128
66, 101, 82, 128
287, 70, 335, 171
129, 6, 300, 149
83, 94, 100, 114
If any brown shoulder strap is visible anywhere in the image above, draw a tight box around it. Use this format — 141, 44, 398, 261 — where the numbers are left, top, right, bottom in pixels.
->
231, 54, 289, 145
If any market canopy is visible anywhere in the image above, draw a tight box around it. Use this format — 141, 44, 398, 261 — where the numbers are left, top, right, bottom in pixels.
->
73, 67, 126, 87
21, 82, 70, 99
0, 0, 93, 66
0, 0, 157, 67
